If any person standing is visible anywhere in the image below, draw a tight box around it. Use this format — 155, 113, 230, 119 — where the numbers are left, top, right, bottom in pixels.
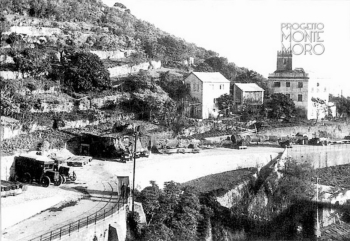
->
121, 183, 126, 198
126, 185, 130, 199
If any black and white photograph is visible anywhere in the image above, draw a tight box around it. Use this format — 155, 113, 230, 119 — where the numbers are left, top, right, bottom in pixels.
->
1, 0, 350, 240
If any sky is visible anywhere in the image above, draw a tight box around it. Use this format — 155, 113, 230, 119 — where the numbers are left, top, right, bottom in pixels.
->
102, 0, 350, 96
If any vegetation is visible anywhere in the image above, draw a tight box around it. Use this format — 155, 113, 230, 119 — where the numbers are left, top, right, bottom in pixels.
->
194, 56, 269, 94
133, 181, 208, 241
12, 47, 52, 78
63, 51, 111, 92
331, 95, 350, 118
216, 94, 235, 114
264, 93, 296, 119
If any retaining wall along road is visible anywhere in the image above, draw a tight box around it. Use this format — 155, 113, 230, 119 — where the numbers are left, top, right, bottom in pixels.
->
286, 144, 350, 168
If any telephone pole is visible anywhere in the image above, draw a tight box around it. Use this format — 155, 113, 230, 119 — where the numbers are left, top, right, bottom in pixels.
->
132, 125, 140, 212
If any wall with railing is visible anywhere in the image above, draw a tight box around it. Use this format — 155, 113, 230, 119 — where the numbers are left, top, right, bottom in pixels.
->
28, 197, 128, 241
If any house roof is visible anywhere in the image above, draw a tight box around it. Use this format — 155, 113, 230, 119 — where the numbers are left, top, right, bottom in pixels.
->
191, 72, 230, 83
234, 83, 265, 92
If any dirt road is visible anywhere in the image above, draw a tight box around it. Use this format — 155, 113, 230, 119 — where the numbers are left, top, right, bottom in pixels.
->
2, 146, 281, 241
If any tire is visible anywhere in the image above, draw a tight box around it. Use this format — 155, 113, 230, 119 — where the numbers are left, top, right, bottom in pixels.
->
54, 175, 63, 186
22, 173, 32, 184
41, 176, 50, 187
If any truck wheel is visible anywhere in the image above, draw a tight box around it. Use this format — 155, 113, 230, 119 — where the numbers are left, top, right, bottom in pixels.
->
41, 176, 50, 187
22, 173, 32, 184
54, 175, 63, 186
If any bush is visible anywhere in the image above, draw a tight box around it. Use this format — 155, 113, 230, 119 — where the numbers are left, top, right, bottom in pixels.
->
63, 51, 111, 92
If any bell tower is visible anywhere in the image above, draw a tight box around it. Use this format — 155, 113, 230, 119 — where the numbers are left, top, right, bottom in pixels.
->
277, 50, 292, 71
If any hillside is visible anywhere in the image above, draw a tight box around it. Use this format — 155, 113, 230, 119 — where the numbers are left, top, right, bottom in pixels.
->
0, 0, 270, 154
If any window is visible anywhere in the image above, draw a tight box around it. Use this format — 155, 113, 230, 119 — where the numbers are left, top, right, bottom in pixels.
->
298, 82, 303, 88
298, 94, 303, 102
220, 85, 222, 90
286, 94, 291, 99
286, 82, 290, 87
317, 82, 320, 87
274, 82, 281, 87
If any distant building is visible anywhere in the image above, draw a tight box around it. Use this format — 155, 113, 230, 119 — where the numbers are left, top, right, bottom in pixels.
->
184, 72, 230, 119
268, 50, 331, 120
233, 83, 264, 106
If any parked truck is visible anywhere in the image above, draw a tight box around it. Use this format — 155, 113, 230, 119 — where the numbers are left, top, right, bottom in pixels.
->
13, 154, 63, 187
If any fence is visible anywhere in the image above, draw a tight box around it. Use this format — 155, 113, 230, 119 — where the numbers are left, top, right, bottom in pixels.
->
28, 197, 127, 241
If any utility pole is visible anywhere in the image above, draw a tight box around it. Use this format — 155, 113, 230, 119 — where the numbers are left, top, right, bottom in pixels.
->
316, 177, 321, 238
132, 125, 140, 213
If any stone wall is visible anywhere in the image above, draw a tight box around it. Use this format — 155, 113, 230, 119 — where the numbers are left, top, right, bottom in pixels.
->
1, 125, 22, 140
0, 71, 26, 80
91, 50, 134, 59
5, 26, 62, 36
260, 123, 350, 139
288, 144, 350, 168
216, 180, 251, 208
31, 101, 75, 113
108, 61, 161, 77
0, 55, 14, 64
59, 205, 127, 241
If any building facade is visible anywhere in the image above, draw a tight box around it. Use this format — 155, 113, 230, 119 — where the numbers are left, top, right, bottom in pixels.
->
233, 83, 264, 106
268, 50, 309, 111
268, 50, 331, 120
184, 72, 230, 119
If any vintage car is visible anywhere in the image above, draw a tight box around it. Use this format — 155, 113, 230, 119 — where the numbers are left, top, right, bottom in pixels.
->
66, 156, 92, 167
14, 154, 63, 187
308, 137, 328, 146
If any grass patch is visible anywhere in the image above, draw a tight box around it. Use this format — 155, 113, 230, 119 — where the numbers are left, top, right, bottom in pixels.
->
181, 167, 257, 194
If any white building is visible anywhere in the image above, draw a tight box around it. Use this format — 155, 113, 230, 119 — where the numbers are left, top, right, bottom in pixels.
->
184, 72, 230, 119
307, 77, 332, 120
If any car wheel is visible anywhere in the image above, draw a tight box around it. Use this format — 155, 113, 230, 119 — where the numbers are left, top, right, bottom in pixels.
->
54, 175, 63, 186
41, 176, 50, 187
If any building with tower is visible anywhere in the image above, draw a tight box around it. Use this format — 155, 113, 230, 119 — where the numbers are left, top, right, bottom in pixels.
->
268, 50, 331, 120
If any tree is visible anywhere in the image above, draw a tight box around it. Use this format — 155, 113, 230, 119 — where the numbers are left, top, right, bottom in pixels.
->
216, 94, 234, 115
265, 93, 296, 119
311, 97, 328, 122
332, 96, 350, 118
63, 51, 111, 92
139, 181, 161, 225
272, 159, 316, 212
194, 62, 214, 72
12, 48, 51, 78
158, 72, 190, 101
